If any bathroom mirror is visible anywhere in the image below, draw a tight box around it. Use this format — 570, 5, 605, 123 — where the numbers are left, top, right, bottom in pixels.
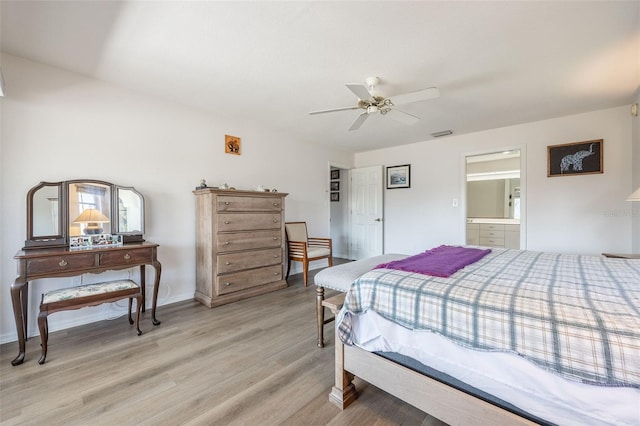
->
466, 151, 521, 219
24, 180, 145, 249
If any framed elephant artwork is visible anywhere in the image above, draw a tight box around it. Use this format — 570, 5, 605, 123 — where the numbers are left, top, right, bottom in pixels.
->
547, 139, 603, 177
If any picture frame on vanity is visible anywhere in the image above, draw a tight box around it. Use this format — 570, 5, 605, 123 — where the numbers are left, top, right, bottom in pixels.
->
547, 139, 603, 177
387, 164, 411, 189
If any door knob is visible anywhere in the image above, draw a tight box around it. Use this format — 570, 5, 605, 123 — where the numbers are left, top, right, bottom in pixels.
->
374, 218, 382, 222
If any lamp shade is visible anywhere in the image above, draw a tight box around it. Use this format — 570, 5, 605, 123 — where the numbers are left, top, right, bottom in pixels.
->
73, 208, 110, 223
627, 187, 640, 202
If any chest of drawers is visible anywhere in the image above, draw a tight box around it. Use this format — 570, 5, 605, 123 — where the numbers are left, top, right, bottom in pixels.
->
193, 189, 288, 307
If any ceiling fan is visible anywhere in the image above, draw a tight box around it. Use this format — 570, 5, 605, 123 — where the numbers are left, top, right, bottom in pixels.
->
309, 77, 440, 131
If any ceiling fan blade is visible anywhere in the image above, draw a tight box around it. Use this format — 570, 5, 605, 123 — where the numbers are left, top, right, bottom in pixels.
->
386, 109, 420, 125
346, 83, 373, 100
390, 87, 440, 106
309, 106, 359, 115
349, 112, 369, 131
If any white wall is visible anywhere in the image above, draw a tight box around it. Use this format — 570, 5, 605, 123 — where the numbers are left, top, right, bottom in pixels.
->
356, 107, 634, 256
0, 54, 353, 343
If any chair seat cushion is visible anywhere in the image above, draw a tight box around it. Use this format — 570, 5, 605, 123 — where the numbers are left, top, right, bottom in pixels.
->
42, 279, 139, 304
307, 247, 331, 258
314, 253, 408, 292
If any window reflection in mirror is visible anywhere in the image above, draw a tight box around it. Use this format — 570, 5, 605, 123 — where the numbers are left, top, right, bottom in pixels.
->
32, 184, 61, 237
68, 182, 111, 236
117, 188, 143, 234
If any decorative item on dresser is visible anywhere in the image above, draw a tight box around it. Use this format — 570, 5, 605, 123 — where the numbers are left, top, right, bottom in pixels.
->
193, 188, 288, 307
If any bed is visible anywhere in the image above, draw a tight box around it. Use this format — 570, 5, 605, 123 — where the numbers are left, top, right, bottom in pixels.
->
327, 246, 640, 426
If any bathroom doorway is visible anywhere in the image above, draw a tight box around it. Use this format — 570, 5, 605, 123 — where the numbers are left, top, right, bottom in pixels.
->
465, 149, 524, 249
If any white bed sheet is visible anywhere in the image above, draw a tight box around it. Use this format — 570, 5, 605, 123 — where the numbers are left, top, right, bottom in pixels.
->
350, 310, 640, 426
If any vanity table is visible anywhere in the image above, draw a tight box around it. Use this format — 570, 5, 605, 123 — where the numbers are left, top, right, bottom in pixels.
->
10, 179, 162, 366
10, 242, 161, 366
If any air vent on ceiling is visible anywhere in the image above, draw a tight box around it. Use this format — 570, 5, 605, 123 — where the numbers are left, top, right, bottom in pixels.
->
431, 130, 454, 138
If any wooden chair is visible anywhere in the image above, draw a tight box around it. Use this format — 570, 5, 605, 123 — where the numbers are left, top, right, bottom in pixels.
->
285, 222, 332, 286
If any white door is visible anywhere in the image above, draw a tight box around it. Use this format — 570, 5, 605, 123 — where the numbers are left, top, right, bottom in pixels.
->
350, 165, 384, 259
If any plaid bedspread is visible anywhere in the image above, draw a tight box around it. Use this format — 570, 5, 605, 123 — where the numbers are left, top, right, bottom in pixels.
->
337, 248, 640, 388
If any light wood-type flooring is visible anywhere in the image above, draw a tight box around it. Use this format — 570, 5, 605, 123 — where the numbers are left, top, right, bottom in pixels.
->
0, 261, 446, 425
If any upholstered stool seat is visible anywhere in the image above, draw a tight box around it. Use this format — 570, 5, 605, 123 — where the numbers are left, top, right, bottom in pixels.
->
38, 279, 142, 364
313, 253, 408, 347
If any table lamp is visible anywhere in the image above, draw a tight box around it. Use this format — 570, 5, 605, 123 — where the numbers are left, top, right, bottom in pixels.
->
73, 209, 110, 234
627, 187, 640, 201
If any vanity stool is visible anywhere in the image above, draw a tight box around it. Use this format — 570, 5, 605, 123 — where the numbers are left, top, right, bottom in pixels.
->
37, 279, 143, 364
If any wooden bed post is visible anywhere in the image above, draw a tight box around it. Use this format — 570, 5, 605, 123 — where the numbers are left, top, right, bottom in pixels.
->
323, 294, 358, 409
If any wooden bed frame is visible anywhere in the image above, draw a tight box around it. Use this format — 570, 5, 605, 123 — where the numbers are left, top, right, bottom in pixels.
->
322, 294, 538, 426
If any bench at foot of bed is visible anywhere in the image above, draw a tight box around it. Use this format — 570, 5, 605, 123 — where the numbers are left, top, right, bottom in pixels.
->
313, 254, 407, 348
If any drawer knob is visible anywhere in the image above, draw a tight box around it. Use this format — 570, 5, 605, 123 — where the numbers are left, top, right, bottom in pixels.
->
225, 262, 231, 265
225, 282, 231, 286
273, 255, 278, 258
124, 253, 131, 260
273, 203, 279, 206
224, 220, 230, 224
273, 219, 278, 223
58, 259, 68, 267
225, 202, 230, 205
273, 237, 278, 240
224, 241, 230, 245
274, 272, 279, 276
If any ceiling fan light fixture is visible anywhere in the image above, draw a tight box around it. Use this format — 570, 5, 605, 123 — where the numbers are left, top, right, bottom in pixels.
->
309, 76, 440, 131
431, 130, 454, 138
365, 76, 380, 88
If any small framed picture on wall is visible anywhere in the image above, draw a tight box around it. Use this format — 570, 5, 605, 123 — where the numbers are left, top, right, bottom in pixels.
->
330, 192, 339, 202
330, 181, 340, 191
331, 169, 340, 180
387, 164, 411, 189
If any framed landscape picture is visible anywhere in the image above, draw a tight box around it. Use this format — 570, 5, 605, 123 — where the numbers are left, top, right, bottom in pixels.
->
548, 139, 603, 177
387, 164, 411, 189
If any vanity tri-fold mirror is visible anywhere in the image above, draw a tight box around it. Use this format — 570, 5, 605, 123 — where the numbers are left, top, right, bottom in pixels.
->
24, 179, 145, 249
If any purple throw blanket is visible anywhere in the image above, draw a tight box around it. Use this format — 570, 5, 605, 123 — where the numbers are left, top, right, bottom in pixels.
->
375, 245, 491, 277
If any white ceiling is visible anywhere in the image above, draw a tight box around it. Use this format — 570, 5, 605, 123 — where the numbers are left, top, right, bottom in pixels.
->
2, 1, 639, 152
